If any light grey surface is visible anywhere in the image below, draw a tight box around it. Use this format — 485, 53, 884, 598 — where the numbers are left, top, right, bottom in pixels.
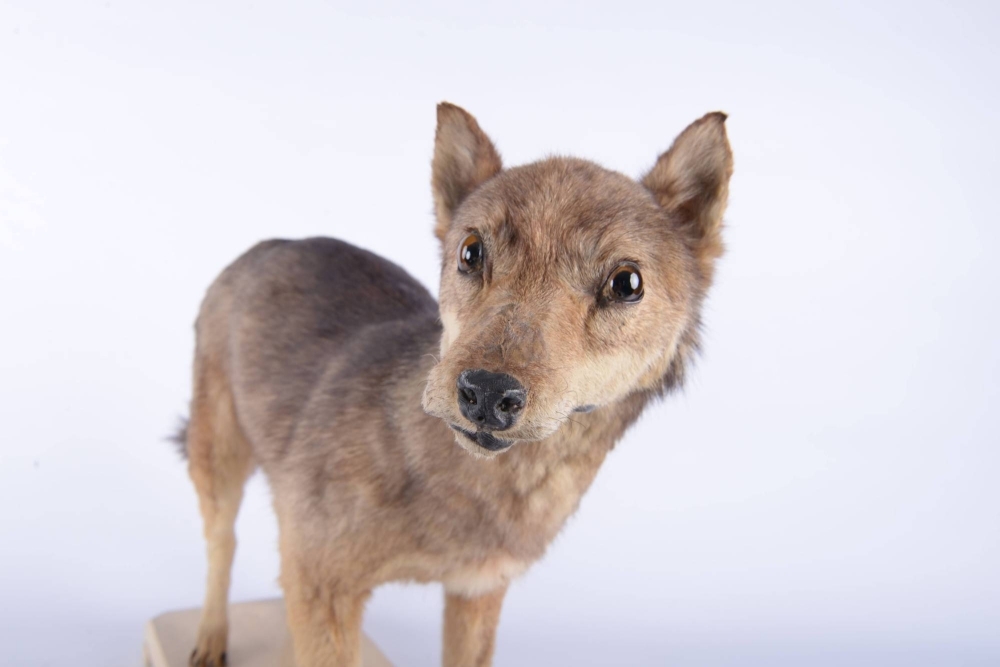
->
1, 1, 998, 666
144, 599, 392, 667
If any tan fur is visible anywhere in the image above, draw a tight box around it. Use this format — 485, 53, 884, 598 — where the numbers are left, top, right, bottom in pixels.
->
443, 587, 507, 667
187, 358, 256, 666
179, 103, 732, 666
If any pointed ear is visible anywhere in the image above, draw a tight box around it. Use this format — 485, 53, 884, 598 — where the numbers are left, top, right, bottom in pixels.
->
431, 102, 503, 242
642, 112, 733, 281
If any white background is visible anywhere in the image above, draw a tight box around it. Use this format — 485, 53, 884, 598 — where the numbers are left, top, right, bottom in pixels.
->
1, 1, 998, 665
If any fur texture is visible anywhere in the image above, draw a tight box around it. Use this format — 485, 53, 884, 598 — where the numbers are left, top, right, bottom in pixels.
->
178, 102, 733, 667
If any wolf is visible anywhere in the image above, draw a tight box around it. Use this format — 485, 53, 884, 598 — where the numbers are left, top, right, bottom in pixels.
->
176, 102, 733, 666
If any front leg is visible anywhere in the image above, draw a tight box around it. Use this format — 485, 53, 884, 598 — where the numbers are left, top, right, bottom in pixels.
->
282, 583, 370, 667
442, 586, 508, 667
280, 552, 370, 667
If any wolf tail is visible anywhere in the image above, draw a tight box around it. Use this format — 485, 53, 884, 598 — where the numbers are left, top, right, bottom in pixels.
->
168, 416, 190, 459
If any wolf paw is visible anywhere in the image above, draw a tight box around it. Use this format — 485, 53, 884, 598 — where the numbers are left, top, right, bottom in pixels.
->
189, 624, 227, 667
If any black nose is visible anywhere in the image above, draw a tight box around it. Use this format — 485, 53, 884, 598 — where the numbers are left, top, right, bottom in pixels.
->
456, 369, 526, 431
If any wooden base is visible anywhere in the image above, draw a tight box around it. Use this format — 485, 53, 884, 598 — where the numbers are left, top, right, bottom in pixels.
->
144, 599, 393, 667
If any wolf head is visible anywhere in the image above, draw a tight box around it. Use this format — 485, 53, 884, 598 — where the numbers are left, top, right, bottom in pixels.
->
421, 103, 733, 456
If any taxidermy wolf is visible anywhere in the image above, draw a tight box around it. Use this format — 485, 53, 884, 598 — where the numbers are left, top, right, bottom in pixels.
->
177, 102, 733, 667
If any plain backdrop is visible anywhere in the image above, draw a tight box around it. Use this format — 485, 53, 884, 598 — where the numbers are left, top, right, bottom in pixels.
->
1, 1, 998, 665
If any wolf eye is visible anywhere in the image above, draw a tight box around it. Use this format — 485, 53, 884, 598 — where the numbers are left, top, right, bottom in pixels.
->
606, 264, 643, 303
458, 233, 484, 273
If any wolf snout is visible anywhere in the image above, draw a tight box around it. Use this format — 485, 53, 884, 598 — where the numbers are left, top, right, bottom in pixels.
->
456, 369, 526, 431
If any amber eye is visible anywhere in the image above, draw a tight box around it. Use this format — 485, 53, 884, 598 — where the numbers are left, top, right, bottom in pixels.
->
457, 233, 484, 273
606, 264, 643, 303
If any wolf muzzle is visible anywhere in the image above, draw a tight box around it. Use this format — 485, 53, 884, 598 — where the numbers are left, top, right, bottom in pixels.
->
456, 369, 526, 432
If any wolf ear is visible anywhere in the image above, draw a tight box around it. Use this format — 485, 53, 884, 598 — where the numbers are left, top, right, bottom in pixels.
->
431, 102, 503, 242
642, 112, 733, 281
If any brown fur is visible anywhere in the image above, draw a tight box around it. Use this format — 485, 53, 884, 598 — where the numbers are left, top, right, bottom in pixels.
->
179, 102, 732, 666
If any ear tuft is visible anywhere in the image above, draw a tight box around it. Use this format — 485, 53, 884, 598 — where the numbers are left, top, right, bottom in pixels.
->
642, 112, 733, 283
431, 103, 503, 242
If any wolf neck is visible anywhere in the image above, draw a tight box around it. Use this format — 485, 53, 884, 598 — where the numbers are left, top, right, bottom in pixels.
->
472, 388, 654, 533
